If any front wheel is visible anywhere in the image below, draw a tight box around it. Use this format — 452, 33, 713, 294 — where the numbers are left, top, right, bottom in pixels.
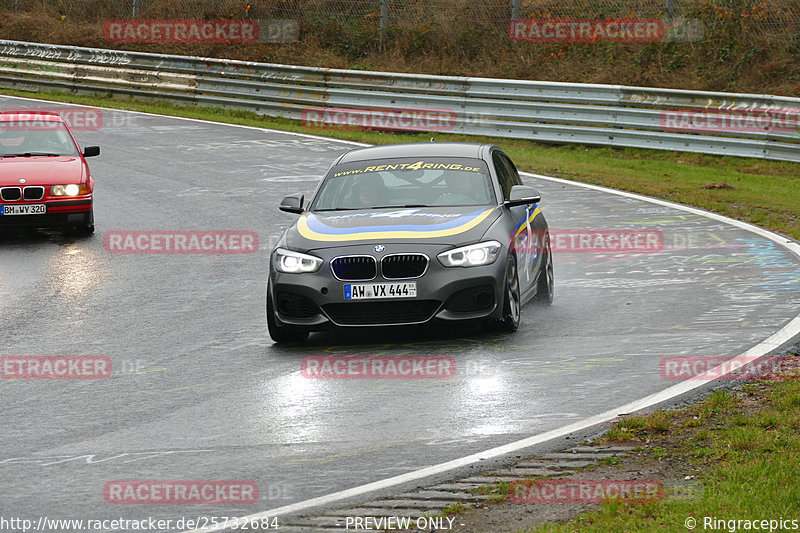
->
267, 283, 309, 343
63, 211, 95, 237
497, 254, 521, 332
534, 238, 554, 305
75, 223, 95, 236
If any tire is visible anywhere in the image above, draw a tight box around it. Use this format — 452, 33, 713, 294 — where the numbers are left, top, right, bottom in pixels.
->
77, 223, 95, 236
267, 283, 309, 343
63, 223, 94, 237
534, 238, 554, 305
63, 211, 95, 237
497, 254, 521, 332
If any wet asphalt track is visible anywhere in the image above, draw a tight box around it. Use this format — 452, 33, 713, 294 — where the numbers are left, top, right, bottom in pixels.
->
1, 98, 799, 530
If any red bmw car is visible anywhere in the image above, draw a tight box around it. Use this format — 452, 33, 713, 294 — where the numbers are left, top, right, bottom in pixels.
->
0, 111, 99, 235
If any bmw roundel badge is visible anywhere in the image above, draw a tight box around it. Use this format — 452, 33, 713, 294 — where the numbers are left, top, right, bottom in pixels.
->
374, 245, 385, 253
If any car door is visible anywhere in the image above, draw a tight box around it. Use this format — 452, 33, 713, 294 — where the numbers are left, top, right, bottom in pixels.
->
493, 151, 542, 294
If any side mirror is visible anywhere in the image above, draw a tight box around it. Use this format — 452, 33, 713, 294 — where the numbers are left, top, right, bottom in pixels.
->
83, 146, 100, 157
279, 193, 304, 214
505, 185, 541, 207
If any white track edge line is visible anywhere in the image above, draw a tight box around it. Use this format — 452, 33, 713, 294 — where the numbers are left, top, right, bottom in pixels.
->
184, 312, 799, 531
0, 93, 371, 147
523, 171, 800, 254
3, 92, 793, 532
183, 174, 800, 531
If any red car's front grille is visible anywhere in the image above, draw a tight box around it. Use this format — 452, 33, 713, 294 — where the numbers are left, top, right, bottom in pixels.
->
23, 186, 45, 200
1, 187, 21, 201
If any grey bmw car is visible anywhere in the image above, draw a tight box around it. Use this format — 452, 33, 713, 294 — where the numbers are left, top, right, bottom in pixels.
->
267, 142, 553, 343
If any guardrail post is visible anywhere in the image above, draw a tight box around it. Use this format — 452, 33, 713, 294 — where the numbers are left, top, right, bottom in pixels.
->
380, 0, 388, 31
379, 0, 389, 50
665, 0, 675, 23
511, 0, 520, 20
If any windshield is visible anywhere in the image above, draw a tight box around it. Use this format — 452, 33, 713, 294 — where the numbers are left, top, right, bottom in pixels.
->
312, 157, 495, 211
0, 120, 80, 157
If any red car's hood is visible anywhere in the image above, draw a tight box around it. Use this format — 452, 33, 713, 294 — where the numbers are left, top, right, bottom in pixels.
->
0, 156, 86, 186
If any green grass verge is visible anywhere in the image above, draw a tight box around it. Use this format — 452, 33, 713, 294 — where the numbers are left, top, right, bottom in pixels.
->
530, 381, 800, 533
2, 88, 798, 240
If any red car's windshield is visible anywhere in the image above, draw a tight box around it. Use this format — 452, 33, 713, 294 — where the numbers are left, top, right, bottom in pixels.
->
0, 120, 80, 157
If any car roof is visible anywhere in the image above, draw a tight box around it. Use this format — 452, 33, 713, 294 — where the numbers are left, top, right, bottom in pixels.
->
337, 142, 496, 164
0, 111, 64, 122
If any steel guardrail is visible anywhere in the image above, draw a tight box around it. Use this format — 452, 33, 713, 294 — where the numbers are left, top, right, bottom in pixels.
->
0, 39, 798, 162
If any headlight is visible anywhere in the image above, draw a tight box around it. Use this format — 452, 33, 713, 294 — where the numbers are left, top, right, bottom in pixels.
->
438, 240, 502, 267
273, 248, 323, 273
51, 184, 88, 196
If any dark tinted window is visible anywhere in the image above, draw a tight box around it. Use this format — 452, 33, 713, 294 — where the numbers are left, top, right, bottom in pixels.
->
313, 157, 495, 210
502, 154, 522, 186
492, 151, 518, 201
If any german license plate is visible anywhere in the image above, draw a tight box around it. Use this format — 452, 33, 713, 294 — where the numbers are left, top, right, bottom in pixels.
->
1, 204, 46, 215
344, 282, 417, 300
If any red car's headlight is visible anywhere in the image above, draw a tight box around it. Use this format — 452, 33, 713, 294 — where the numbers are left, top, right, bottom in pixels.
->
51, 184, 89, 196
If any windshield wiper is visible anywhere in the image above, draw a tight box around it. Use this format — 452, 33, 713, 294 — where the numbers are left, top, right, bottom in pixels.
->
315, 204, 430, 212
368, 204, 429, 209
2, 152, 61, 157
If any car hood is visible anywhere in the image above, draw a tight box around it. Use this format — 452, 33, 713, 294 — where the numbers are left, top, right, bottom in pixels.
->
0, 156, 86, 186
286, 206, 502, 251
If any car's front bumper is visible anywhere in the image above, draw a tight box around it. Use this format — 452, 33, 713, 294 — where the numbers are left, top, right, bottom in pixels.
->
269, 243, 507, 330
0, 198, 92, 229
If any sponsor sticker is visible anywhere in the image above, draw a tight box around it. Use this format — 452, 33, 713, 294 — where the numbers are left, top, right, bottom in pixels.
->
331, 160, 483, 177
